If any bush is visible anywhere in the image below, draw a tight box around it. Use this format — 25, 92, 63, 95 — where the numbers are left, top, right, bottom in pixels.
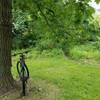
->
38, 48, 64, 58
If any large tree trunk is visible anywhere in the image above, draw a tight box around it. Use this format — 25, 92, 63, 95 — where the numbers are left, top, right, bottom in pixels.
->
0, 0, 14, 93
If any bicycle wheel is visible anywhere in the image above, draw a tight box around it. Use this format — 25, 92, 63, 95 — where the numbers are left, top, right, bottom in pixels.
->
23, 63, 29, 79
17, 61, 29, 79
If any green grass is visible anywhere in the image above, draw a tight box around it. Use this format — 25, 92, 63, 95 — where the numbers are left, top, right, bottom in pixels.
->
69, 42, 100, 60
1, 42, 100, 100
9, 48, 100, 100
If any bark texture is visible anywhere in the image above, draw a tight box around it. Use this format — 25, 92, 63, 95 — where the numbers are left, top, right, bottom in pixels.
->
0, 0, 14, 93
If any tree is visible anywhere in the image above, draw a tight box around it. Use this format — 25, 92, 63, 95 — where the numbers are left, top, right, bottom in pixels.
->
0, 0, 14, 93
13, 0, 97, 54
0, 0, 100, 94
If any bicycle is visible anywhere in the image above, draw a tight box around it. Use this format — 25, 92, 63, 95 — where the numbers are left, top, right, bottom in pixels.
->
16, 52, 29, 96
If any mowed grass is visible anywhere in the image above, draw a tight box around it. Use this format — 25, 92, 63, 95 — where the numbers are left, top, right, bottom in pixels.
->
10, 49, 100, 100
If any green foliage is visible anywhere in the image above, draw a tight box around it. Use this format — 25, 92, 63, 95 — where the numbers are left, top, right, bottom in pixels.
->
39, 48, 64, 57
95, 0, 100, 3
70, 41, 100, 60
12, 9, 40, 49
12, 0, 100, 55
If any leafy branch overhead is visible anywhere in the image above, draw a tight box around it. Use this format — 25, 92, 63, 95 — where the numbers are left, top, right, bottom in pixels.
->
12, 0, 100, 51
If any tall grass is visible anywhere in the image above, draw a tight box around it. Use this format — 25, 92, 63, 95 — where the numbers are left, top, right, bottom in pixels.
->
69, 42, 100, 60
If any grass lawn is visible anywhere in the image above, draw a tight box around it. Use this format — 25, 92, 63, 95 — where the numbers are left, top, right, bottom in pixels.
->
1, 49, 100, 100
